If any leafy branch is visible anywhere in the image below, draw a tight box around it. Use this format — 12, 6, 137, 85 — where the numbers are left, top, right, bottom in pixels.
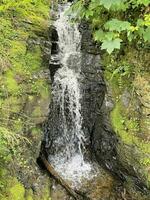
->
70, 0, 150, 54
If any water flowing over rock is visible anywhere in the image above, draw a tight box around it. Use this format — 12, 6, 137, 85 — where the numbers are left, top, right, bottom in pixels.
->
43, 3, 97, 185
41, 2, 150, 199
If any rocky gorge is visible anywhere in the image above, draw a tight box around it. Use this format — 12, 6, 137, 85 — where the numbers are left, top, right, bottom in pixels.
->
0, 0, 150, 200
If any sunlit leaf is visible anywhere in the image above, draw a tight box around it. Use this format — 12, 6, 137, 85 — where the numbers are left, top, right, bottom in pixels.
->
143, 27, 150, 42
100, 0, 123, 9
105, 19, 131, 32
101, 38, 122, 54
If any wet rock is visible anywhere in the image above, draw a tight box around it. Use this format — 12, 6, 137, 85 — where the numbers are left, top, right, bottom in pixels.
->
51, 180, 74, 200
41, 4, 150, 200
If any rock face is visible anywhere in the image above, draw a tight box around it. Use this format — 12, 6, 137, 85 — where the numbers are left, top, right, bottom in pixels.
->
80, 24, 150, 198
42, 7, 106, 163
0, 1, 52, 199
42, 8, 150, 197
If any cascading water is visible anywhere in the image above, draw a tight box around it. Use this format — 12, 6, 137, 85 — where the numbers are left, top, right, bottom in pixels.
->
46, 3, 95, 184
52, 3, 84, 159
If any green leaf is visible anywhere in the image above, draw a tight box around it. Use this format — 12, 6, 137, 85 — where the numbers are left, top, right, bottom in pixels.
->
137, 0, 150, 6
94, 30, 118, 42
105, 19, 131, 32
137, 19, 144, 26
143, 27, 150, 42
89, 0, 101, 10
100, 0, 122, 10
137, 27, 145, 37
85, 9, 94, 19
94, 29, 105, 41
127, 31, 134, 42
105, 32, 117, 41
101, 38, 122, 54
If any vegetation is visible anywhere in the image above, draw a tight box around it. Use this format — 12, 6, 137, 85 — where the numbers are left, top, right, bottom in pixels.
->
0, 0, 149, 199
70, 0, 150, 187
0, 0, 51, 199
70, 0, 150, 54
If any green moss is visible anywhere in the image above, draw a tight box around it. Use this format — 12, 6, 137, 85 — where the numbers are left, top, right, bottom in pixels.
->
10, 41, 26, 58
3, 97, 22, 113
0, 177, 26, 200
31, 80, 50, 98
25, 186, 51, 200
25, 47, 42, 73
0, 173, 51, 200
0, 0, 51, 198
111, 102, 134, 144
31, 106, 42, 118
9, 180, 25, 200
25, 189, 34, 200
0, 168, 7, 194
31, 127, 41, 137
12, 119, 23, 133
26, 197, 33, 200
42, 184, 51, 200
104, 46, 150, 187
5, 70, 20, 95
0, 97, 24, 128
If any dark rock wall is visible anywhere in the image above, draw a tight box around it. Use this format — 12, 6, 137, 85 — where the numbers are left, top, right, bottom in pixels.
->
42, 15, 150, 199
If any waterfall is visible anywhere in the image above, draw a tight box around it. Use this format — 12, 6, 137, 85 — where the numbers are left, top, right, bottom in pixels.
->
52, 3, 85, 159
46, 3, 96, 185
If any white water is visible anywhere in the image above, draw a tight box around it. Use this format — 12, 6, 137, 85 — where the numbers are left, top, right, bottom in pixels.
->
48, 3, 95, 185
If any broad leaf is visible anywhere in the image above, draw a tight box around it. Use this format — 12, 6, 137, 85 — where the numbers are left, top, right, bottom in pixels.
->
105, 19, 131, 32
137, 0, 150, 6
143, 27, 150, 42
101, 38, 122, 54
100, 0, 122, 10
94, 29, 105, 41
90, 0, 101, 10
94, 30, 117, 42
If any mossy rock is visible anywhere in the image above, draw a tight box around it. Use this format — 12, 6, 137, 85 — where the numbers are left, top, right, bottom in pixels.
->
0, 0, 51, 199
0, 178, 25, 200
104, 48, 150, 188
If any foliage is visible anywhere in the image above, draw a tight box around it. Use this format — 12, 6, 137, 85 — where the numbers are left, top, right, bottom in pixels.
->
70, 0, 150, 54
0, 1, 51, 200
0, 127, 30, 164
0, 0, 50, 197
0, 0, 49, 19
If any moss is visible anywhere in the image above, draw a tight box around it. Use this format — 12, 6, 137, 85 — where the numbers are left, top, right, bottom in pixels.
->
4, 70, 21, 95
25, 47, 42, 73
31, 80, 50, 98
26, 189, 34, 200
42, 184, 51, 200
2, 97, 22, 113
104, 47, 150, 187
12, 119, 23, 133
25, 185, 51, 200
31, 127, 41, 137
0, 178, 26, 200
0, 168, 7, 194
26, 197, 33, 200
111, 102, 133, 144
9, 180, 25, 200
0, 0, 51, 198
9, 41, 26, 58
31, 106, 42, 118
0, 177, 51, 200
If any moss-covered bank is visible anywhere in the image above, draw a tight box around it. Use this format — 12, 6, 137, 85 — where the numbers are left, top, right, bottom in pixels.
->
104, 46, 150, 190
0, 0, 51, 199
